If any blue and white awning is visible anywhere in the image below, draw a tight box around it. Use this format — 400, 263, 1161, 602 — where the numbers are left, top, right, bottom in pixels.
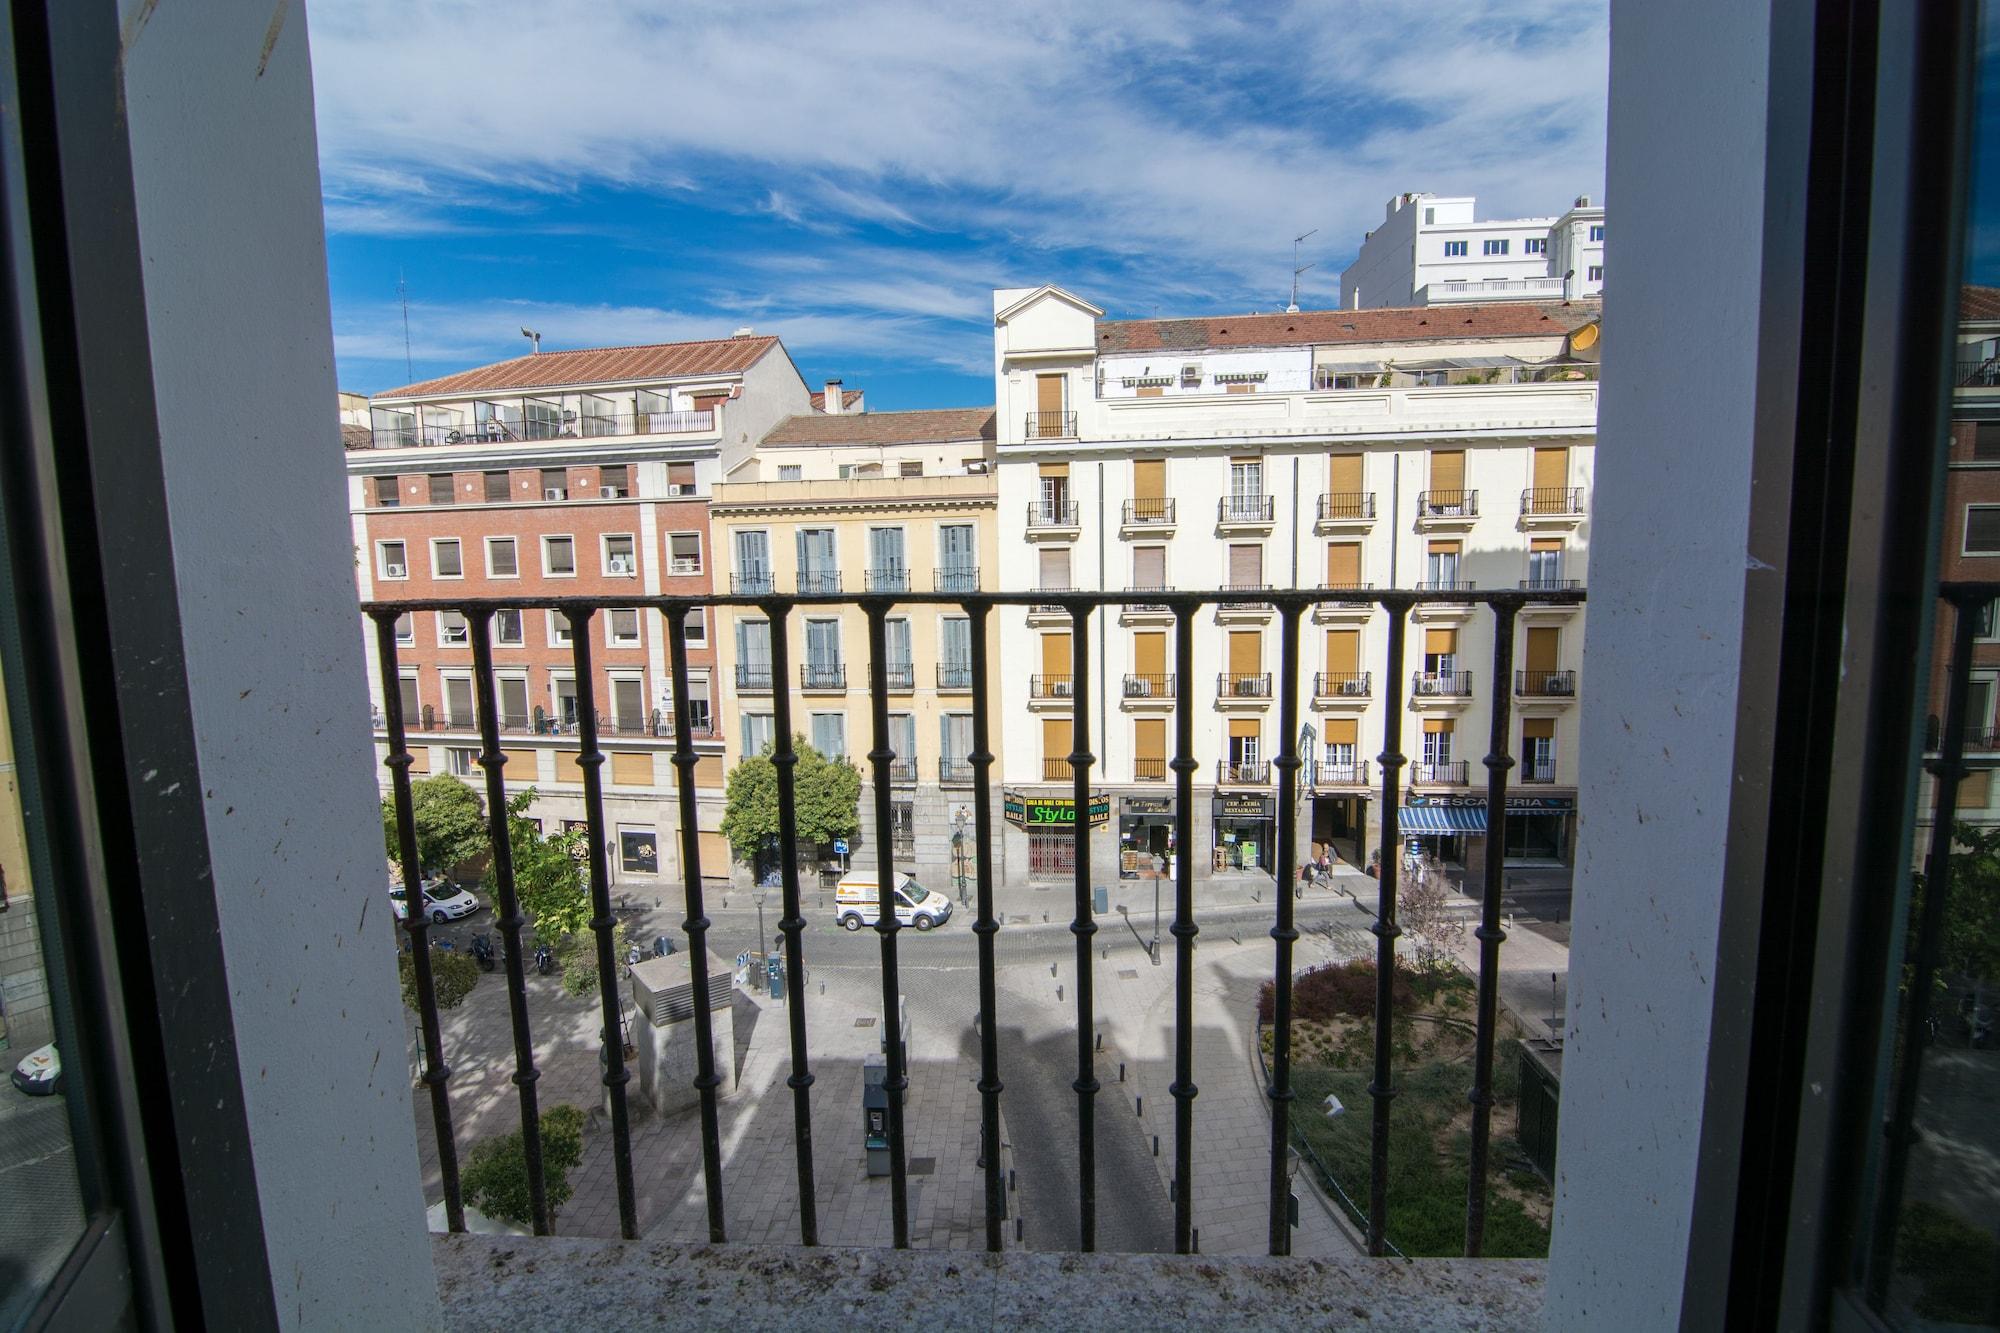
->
1398, 803, 1487, 834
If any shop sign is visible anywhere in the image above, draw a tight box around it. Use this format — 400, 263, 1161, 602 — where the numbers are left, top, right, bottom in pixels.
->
1212, 793, 1276, 820
1004, 789, 1111, 829
1405, 793, 1577, 812
1122, 795, 1173, 816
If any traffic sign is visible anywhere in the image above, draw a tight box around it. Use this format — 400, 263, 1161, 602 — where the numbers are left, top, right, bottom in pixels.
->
833, 838, 849, 855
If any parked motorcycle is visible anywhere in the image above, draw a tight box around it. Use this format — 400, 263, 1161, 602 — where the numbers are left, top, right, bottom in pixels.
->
652, 935, 675, 958
470, 934, 495, 973
534, 941, 553, 975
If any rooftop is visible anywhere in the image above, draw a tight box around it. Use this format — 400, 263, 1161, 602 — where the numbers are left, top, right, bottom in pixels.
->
809, 387, 865, 412
1095, 301, 1600, 355
376, 334, 780, 400
1963, 284, 2000, 323
759, 407, 996, 448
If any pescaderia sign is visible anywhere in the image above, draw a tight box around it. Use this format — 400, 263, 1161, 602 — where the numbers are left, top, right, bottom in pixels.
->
1404, 793, 1577, 812
1003, 790, 1112, 829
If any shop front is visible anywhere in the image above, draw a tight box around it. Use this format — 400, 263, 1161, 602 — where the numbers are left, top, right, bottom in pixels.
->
1211, 791, 1276, 873
1118, 794, 1175, 878
1399, 792, 1577, 868
1004, 788, 1112, 883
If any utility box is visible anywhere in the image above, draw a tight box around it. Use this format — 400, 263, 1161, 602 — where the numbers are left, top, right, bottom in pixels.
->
1093, 885, 1109, 915
629, 951, 735, 1116
862, 1055, 891, 1177
878, 994, 910, 1069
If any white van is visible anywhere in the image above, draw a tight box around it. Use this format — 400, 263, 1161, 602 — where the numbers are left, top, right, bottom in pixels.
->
834, 873, 953, 931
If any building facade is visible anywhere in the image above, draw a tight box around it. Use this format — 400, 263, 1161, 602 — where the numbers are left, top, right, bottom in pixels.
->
992, 285, 1599, 890
349, 334, 815, 887
710, 408, 1002, 891
1339, 192, 1606, 310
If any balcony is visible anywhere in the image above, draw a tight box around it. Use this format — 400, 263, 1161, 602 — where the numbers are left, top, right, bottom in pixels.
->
1414, 275, 1571, 303
1025, 500, 1080, 536
1315, 492, 1378, 530
1025, 410, 1077, 439
1029, 674, 1075, 703
1216, 495, 1276, 531
796, 570, 842, 596
1416, 490, 1479, 527
937, 663, 973, 692
1041, 756, 1074, 781
1121, 587, 1174, 623
1218, 758, 1270, 785
1518, 760, 1558, 785
1217, 672, 1273, 705
1520, 487, 1586, 529
1120, 497, 1177, 532
363, 399, 716, 450
938, 756, 974, 785
1412, 670, 1474, 699
800, 663, 846, 692
864, 567, 909, 593
731, 572, 775, 596
1314, 672, 1372, 703
1027, 589, 1073, 624
735, 663, 773, 692
1122, 673, 1175, 707
1316, 760, 1371, 788
1133, 758, 1168, 782
1517, 669, 1579, 698
1314, 584, 1376, 623
934, 566, 980, 594
882, 664, 915, 692
887, 759, 918, 785
1216, 584, 1273, 621
1411, 760, 1471, 785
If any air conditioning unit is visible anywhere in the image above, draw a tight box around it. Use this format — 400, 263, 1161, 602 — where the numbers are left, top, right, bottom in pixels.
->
1126, 678, 1151, 697
600, 485, 620, 499
608, 558, 632, 574
1341, 679, 1367, 696
1180, 363, 1203, 385
544, 487, 565, 500
1052, 681, 1073, 697
668, 483, 695, 496
385, 563, 407, 578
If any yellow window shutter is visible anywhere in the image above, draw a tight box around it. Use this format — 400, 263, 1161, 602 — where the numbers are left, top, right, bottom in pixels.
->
1428, 539, 1462, 557
1425, 627, 1457, 655
1229, 631, 1261, 675
1526, 627, 1560, 674
1325, 543, 1362, 585
1328, 453, 1363, 494
1133, 459, 1165, 498
1430, 450, 1465, 492
1530, 537, 1564, 554
1523, 718, 1556, 741
1037, 375, 1065, 415
1135, 718, 1166, 762
693, 754, 725, 788
1423, 717, 1455, 735
1038, 461, 1069, 478
1228, 718, 1260, 740
1324, 718, 1358, 745
1959, 768, 1992, 810
557, 749, 585, 784
406, 746, 431, 774
1533, 447, 1568, 491
1042, 633, 1073, 676
1043, 717, 1072, 758
1325, 629, 1360, 676
611, 752, 653, 786
501, 747, 538, 778
1133, 632, 1166, 676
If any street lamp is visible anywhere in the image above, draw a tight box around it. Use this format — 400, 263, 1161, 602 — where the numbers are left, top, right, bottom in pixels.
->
951, 806, 970, 904
754, 892, 767, 966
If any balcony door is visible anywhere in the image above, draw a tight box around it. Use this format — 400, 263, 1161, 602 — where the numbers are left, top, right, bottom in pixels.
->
1424, 627, 1457, 677
612, 676, 645, 732
941, 713, 972, 767
1525, 627, 1560, 688
737, 619, 771, 678
1229, 458, 1263, 518
797, 528, 835, 585
1324, 718, 1357, 772
1528, 538, 1564, 587
1041, 632, 1073, 696
870, 527, 905, 584
1228, 630, 1261, 691
1522, 718, 1555, 781
1036, 374, 1065, 435
1426, 540, 1461, 587
1422, 718, 1453, 766
939, 523, 975, 584
1229, 719, 1261, 768
1531, 447, 1569, 511
805, 618, 841, 672
1431, 449, 1466, 507
1133, 631, 1166, 689
1326, 541, 1362, 589
1133, 544, 1166, 593
941, 616, 971, 684
1325, 629, 1360, 685
1039, 545, 1071, 593
735, 530, 770, 584
890, 713, 916, 768
1039, 461, 1069, 510
885, 618, 912, 678
498, 675, 529, 728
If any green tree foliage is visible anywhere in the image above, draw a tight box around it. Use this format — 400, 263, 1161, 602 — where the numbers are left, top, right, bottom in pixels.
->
399, 946, 480, 1012
1911, 822, 2000, 984
459, 1103, 587, 1227
382, 774, 488, 876
487, 789, 630, 996
554, 923, 631, 1000
719, 736, 862, 862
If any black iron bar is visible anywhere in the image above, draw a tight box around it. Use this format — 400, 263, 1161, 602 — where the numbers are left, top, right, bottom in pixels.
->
1465, 603, 1518, 1256
1866, 591, 1980, 1301
372, 611, 464, 1233
1369, 596, 1412, 1257
1069, 601, 1100, 1251
864, 602, 912, 1247
664, 607, 726, 1242
1267, 605, 1304, 1255
1170, 602, 1199, 1254
467, 609, 548, 1235
763, 604, 819, 1246
968, 602, 1005, 1251
566, 606, 639, 1240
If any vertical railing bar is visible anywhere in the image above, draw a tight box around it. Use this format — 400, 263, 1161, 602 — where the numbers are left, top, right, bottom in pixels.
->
864, 601, 912, 1247
1465, 603, 1518, 1256
1866, 593, 1979, 1301
1068, 601, 1100, 1252
372, 610, 464, 1233
763, 605, 819, 1246
1369, 596, 1411, 1257
467, 609, 549, 1235
664, 606, 727, 1242
1169, 602, 1199, 1254
566, 605, 639, 1240
1267, 605, 1304, 1255
968, 602, 1005, 1252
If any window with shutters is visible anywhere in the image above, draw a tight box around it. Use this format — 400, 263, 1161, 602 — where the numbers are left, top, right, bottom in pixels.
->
1324, 630, 1361, 689
607, 609, 641, 647
940, 617, 972, 688
397, 673, 420, 724
610, 676, 645, 730
1043, 717, 1073, 781
669, 532, 702, 573
1228, 719, 1261, 769
742, 712, 775, 760
603, 534, 637, 576
497, 675, 529, 728
1325, 542, 1362, 588
432, 538, 463, 579
1039, 633, 1073, 699
377, 540, 408, 580
1037, 461, 1070, 516
1134, 718, 1167, 780
486, 537, 518, 578
1967, 506, 2000, 554
1975, 422, 2000, 461
810, 712, 846, 759
682, 674, 713, 734
1424, 627, 1457, 675
1522, 718, 1556, 782
495, 608, 523, 646
1422, 718, 1454, 765
667, 462, 697, 495
1426, 540, 1461, 587
1132, 544, 1167, 593
1528, 538, 1565, 588
441, 673, 475, 727
374, 475, 400, 507
543, 535, 576, 576
540, 467, 568, 500
483, 470, 510, 502
1228, 543, 1263, 591
1430, 449, 1466, 500
428, 473, 454, 505
1323, 718, 1358, 772
601, 465, 630, 498
1039, 545, 1071, 594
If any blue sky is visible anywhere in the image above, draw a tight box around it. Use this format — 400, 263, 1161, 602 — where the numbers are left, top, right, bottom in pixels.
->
311, 1, 1609, 408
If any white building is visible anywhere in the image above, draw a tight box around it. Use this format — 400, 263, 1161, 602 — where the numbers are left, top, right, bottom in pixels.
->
992, 285, 1600, 890
1339, 192, 1606, 309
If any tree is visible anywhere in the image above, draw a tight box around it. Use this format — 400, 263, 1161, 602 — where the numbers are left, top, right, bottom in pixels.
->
719, 736, 862, 863
1907, 822, 2000, 1025
1398, 869, 1466, 980
459, 1103, 587, 1227
382, 774, 488, 877
487, 789, 627, 998
399, 947, 480, 1011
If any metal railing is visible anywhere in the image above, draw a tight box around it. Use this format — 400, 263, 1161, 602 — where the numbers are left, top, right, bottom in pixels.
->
800, 663, 846, 691
1413, 671, 1473, 696
882, 664, 915, 691
935, 567, 980, 593
1219, 758, 1270, 784
1218, 495, 1276, 524
1411, 760, 1470, 785
735, 664, 773, 691
1221, 584, 1273, 610
797, 570, 842, 596
1314, 672, 1372, 698
1317, 582, 1375, 608
865, 568, 910, 593
1219, 672, 1273, 698
1954, 357, 2000, 387
1134, 758, 1167, 781
1123, 498, 1176, 525
1519, 761, 1556, 784
1417, 489, 1479, 518
1316, 761, 1370, 787
1125, 585, 1172, 612
365, 406, 716, 450
1027, 500, 1080, 528
1311, 360, 1599, 389
1521, 577, 1584, 595
1516, 669, 1578, 696
1317, 493, 1377, 520
360, 582, 1583, 1263
1031, 674, 1076, 700
1025, 411, 1077, 439
1521, 487, 1585, 516
1041, 757, 1073, 781
1124, 673, 1174, 698
731, 572, 775, 596
888, 759, 918, 784
937, 663, 973, 691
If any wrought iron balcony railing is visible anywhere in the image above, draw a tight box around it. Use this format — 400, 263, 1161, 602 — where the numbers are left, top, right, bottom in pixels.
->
1413, 671, 1473, 696
1219, 672, 1273, 698
1516, 669, 1578, 696
1123, 673, 1174, 698
1026, 500, 1080, 528
1316, 761, 1371, 786
797, 570, 842, 596
887, 759, 918, 784
1220, 583, 1273, 610
1411, 760, 1470, 785
1417, 489, 1479, 518
1218, 758, 1270, 785
800, 662, 846, 690
1520, 576, 1585, 595
360, 582, 1584, 1263
1031, 674, 1075, 699
1317, 492, 1377, 520
865, 567, 909, 593
1217, 495, 1276, 524
1123, 497, 1176, 525
1521, 486, 1585, 516
735, 663, 773, 691
937, 663, 973, 691
934, 566, 980, 593
1314, 672, 1372, 698
1134, 758, 1168, 781
731, 572, 775, 595
882, 664, 915, 691
1025, 410, 1077, 439
1519, 761, 1557, 784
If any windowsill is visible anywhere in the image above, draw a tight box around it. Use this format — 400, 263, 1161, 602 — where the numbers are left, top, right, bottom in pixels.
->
432, 1236, 1543, 1328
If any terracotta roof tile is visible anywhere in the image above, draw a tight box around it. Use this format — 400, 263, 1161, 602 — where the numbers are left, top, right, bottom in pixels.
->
808, 388, 865, 411
340, 422, 373, 451
1095, 300, 1601, 354
377, 335, 780, 399
760, 408, 995, 448
1964, 285, 2000, 321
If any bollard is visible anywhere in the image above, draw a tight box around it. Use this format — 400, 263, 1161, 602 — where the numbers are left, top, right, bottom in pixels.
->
1153, 1135, 1159, 1156
1136, 1095, 1142, 1116
1095, 1032, 1102, 1052
1010, 1169, 1016, 1192
1057, 984, 1063, 1001
1253, 890, 1261, 903
1119, 1062, 1126, 1082
819, 981, 826, 996
1016, 1217, 1023, 1243
1194, 1228, 1200, 1253
1051, 963, 1058, 977
1043, 912, 1049, 922
1170, 1178, 1176, 1203
1102, 945, 1108, 960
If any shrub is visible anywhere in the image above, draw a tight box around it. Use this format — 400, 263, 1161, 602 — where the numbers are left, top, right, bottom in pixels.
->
1259, 959, 1412, 1025
399, 947, 479, 1012
460, 1103, 587, 1227
1897, 1201, 2000, 1323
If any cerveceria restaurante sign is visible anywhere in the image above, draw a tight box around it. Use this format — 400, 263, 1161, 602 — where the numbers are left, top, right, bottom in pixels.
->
1003, 790, 1112, 829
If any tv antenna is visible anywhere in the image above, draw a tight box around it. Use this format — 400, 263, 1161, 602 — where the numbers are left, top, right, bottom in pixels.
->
398, 270, 412, 380
1288, 229, 1318, 313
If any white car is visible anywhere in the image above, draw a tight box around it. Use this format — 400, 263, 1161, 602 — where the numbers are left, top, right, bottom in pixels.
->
389, 880, 481, 923
11, 1043, 62, 1096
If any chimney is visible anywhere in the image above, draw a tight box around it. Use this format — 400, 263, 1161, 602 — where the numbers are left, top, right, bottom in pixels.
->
1574, 195, 1592, 209
824, 379, 843, 415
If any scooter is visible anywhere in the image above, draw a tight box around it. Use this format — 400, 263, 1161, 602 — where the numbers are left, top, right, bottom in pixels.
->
533, 941, 553, 975
470, 934, 495, 973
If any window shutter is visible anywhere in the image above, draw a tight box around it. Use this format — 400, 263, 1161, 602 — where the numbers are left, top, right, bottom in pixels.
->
1968, 507, 2000, 552
1526, 627, 1560, 674
1532, 447, 1568, 491
1133, 632, 1166, 676
1132, 546, 1166, 587
1522, 718, 1556, 741
1038, 461, 1069, 479
1135, 718, 1166, 762
1133, 459, 1165, 498
1229, 631, 1261, 675
1430, 450, 1465, 492
1228, 718, 1260, 740
1425, 628, 1457, 655
1228, 544, 1262, 585
1042, 633, 1073, 676
1422, 718, 1454, 735
1325, 543, 1362, 585
611, 752, 654, 786
1325, 630, 1360, 676
1323, 718, 1357, 745
1328, 454, 1363, 493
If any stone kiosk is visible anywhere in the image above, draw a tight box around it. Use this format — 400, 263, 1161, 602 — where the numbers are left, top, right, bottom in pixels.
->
629, 950, 735, 1116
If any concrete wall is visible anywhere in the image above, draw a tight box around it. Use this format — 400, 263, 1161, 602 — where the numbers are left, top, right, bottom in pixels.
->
117, 0, 438, 1324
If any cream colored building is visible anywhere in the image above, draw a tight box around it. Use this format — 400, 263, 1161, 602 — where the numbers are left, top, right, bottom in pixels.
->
711, 408, 1003, 888
991, 285, 1600, 888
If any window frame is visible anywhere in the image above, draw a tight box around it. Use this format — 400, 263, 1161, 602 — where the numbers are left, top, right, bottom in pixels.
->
495, 608, 524, 647
542, 533, 578, 578
484, 535, 518, 579
605, 607, 643, 648
1963, 503, 2000, 554
1443, 239, 1468, 257
1483, 238, 1510, 256
436, 610, 470, 648
547, 609, 574, 648
668, 531, 703, 574
376, 539, 408, 581
601, 532, 638, 577
430, 537, 464, 580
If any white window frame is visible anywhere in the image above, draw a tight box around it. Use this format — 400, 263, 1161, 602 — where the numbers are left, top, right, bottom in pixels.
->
547, 609, 575, 647
602, 532, 638, 578
668, 531, 703, 575
437, 610, 470, 648
1443, 240, 1468, 257
549, 672, 580, 732
430, 537, 464, 580
439, 670, 477, 727
485, 536, 519, 579
1589, 224, 1606, 241
542, 533, 578, 578
1524, 237, 1547, 255
1964, 504, 2000, 555
607, 671, 647, 729
682, 607, 708, 647
393, 611, 414, 646
777, 464, 802, 481
1976, 599, 2000, 642
495, 608, 524, 647
606, 608, 643, 648
1588, 265, 1604, 282
1483, 238, 1509, 256
395, 668, 420, 722
495, 671, 531, 727
446, 747, 478, 777
376, 540, 409, 581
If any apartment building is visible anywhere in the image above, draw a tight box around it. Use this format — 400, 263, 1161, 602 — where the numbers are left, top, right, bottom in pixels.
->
349, 334, 815, 885
1339, 192, 1606, 310
710, 408, 1001, 889
992, 285, 1599, 889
